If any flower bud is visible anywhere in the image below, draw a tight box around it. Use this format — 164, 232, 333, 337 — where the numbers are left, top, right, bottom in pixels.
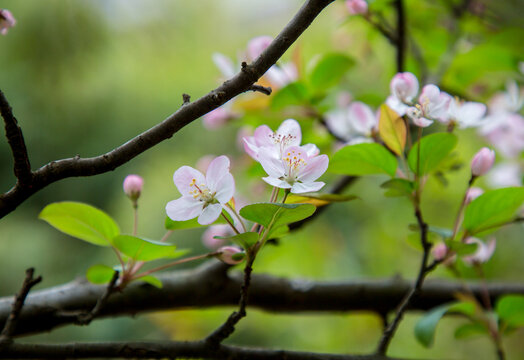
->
216, 246, 245, 265
0, 9, 16, 35
390, 72, 419, 103
123, 175, 144, 202
471, 147, 495, 177
465, 187, 484, 204
346, 0, 368, 15
432, 242, 448, 261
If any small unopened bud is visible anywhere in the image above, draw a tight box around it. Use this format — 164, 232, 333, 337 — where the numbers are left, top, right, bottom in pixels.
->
432, 242, 448, 261
123, 175, 144, 202
471, 147, 495, 177
0, 9, 16, 35
390, 72, 419, 103
345, 0, 368, 15
216, 246, 245, 265
465, 187, 484, 204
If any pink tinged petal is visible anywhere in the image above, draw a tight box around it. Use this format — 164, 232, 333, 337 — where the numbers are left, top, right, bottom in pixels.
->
390, 72, 419, 102
302, 143, 320, 157
471, 147, 495, 176
325, 109, 352, 141
291, 181, 325, 193
413, 116, 433, 128
206, 156, 231, 191
457, 102, 487, 127
277, 119, 302, 146
258, 152, 285, 178
348, 102, 376, 134
262, 176, 292, 189
212, 53, 235, 78
173, 166, 206, 196
297, 154, 329, 183
253, 125, 274, 148
247, 35, 273, 60
214, 173, 235, 204
386, 96, 409, 116
166, 197, 204, 221
202, 225, 230, 250
203, 107, 231, 129
346, 0, 368, 15
243, 137, 259, 159
198, 203, 223, 225
487, 163, 522, 188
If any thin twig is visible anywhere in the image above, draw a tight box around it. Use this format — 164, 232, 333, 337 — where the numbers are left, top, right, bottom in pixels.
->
75, 271, 119, 325
246, 84, 272, 96
394, 0, 406, 73
0, 268, 41, 344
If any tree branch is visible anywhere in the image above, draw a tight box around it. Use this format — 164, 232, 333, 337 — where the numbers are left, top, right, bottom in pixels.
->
1, 260, 522, 337
0, 341, 402, 360
0, 91, 32, 186
0, 0, 336, 219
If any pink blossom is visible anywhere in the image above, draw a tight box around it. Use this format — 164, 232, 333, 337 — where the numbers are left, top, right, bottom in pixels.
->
265, 62, 298, 89
216, 246, 245, 265
0, 9, 16, 35
447, 98, 487, 128
465, 187, 484, 204
166, 156, 235, 225
346, 0, 368, 15
487, 162, 523, 188
489, 81, 524, 114
463, 237, 496, 265
432, 242, 448, 261
123, 175, 144, 201
247, 36, 273, 61
471, 147, 495, 177
406, 85, 451, 127
202, 225, 231, 250
212, 53, 236, 79
481, 113, 524, 158
243, 119, 318, 160
325, 101, 377, 142
258, 145, 329, 193
386, 72, 419, 115
202, 105, 237, 130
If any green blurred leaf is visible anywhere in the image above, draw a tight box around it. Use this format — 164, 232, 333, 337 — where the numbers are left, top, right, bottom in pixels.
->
112, 235, 179, 261
408, 133, 458, 176
165, 216, 203, 230
39, 202, 119, 246
447, 241, 478, 256
86, 264, 116, 284
270, 81, 310, 110
496, 295, 524, 327
287, 193, 358, 206
139, 275, 163, 289
454, 323, 488, 339
381, 179, 414, 197
464, 187, 524, 234
330, 143, 397, 177
378, 104, 406, 155
216, 232, 259, 250
415, 303, 456, 348
307, 52, 355, 90
239, 203, 316, 231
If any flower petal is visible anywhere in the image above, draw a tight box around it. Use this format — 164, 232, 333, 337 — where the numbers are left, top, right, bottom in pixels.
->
198, 203, 223, 225
215, 173, 235, 204
262, 176, 291, 189
291, 181, 325, 193
173, 166, 206, 196
206, 156, 230, 191
166, 197, 203, 221
297, 154, 329, 183
302, 143, 320, 157
258, 152, 285, 178
253, 125, 274, 148
277, 119, 301, 146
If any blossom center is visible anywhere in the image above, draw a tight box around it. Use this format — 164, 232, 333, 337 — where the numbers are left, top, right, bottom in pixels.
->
282, 149, 306, 184
269, 132, 297, 156
189, 178, 216, 203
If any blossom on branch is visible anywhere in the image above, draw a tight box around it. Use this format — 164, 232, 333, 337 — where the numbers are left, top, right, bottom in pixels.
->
325, 101, 377, 143
0, 9, 15, 35
471, 147, 495, 177
386, 72, 419, 115
166, 156, 235, 225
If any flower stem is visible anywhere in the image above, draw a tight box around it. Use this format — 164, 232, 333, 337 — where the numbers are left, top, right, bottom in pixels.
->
221, 211, 240, 235
133, 252, 219, 280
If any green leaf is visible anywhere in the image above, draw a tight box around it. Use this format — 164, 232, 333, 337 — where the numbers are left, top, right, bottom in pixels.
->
287, 193, 357, 206
408, 224, 453, 239
415, 302, 457, 347
165, 217, 203, 230
239, 203, 316, 230
464, 187, 524, 235
216, 232, 259, 250
112, 235, 179, 261
267, 224, 289, 239
454, 323, 488, 339
39, 202, 119, 246
307, 53, 355, 90
496, 295, 524, 327
378, 104, 406, 155
381, 179, 414, 197
139, 275, 163, 289
330, 143, 397, 177
270, 81, 310, 110
447, 241, 478, 256
86, 264, 117, 284
408, 133, 458, 176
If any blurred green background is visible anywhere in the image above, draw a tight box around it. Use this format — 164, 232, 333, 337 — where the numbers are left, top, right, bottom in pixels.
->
1, 0, 523, 358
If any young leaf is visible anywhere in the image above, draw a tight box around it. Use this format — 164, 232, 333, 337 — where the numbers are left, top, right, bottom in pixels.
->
239, 203, 316, 230
307, 53, 355, 90
415, 303, 457, 347
381, 179, 414, 197
463, 187, 524, 235
139, 275, 163, 289
216, 232, 259, 250
39, 202, 119, 246
270, 81, 310, 110
496, 295, 524, 327
112, 235, 179, 261
378, 104, 406, 155
286, 193, 357, 207
330, 143, 397, 177
454, 323, 488, 339
86, 264, 117, 284
407, 133, 458, 176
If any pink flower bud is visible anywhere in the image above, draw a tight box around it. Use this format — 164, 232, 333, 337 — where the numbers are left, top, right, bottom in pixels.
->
471, 147, 495, 177
346, 0, 368, 15
0, 9, 16, 35
123, 175, 144, 201
390, 72, 419, 103
216, 246, 245, 265
202, 225, 230, 250
247, 36, 273, 61
463, 237, 496, 265
465, 187, 484, 204
432, 242, 448, 261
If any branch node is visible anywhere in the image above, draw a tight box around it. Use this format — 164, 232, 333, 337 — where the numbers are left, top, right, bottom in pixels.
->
182, 93, 191, 105
74, 270, 119, 326
246, 84, 272, 96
